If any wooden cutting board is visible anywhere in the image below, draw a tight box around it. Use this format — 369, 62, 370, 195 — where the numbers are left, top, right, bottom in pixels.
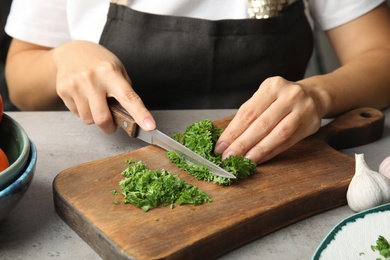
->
53, 107, 385, 260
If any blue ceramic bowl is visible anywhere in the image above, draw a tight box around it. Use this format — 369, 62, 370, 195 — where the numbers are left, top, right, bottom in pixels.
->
0, 141, 37, 222
0, 113, 31, 190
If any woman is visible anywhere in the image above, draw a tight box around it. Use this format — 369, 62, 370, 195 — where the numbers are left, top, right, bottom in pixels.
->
4, 0, 390, 163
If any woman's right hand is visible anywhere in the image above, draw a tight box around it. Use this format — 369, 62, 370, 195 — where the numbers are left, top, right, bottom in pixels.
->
52, 40, 156, 133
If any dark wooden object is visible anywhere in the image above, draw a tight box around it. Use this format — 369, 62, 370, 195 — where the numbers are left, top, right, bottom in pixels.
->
53, 107, 384, 260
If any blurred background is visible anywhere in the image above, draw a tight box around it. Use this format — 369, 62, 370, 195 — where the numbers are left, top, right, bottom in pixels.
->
0, 0, 15, 111
0, 1, 388, 111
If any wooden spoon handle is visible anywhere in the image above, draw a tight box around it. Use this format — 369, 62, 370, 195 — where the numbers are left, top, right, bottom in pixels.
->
108, 98, 138, 137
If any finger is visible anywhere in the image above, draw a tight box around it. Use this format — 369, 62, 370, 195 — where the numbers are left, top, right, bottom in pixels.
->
56, 76, 85, 118
61, 96, 78, 116
215, 78, 285, 155
63, 74, 97, 125
73, 94, 94, 125
245, 107, 321, 163
108, 73, 156, 131
118, 90, 156, 131
88, 91, 117, 134
220, 100, 292, 160
215, 96, 272, 154
244, 112, 300, 163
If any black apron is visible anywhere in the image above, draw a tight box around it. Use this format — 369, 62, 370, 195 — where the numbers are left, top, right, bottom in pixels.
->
99, 0, 313, 109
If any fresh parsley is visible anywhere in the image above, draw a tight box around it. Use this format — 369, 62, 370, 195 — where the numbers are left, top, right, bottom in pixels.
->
371, 235, 390, 259
119, 160, 211, 212
167, 119, 256, 185
110, 189, 119, 195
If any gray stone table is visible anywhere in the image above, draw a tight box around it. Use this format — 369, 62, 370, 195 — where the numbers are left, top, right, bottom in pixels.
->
1, 109, 389, 259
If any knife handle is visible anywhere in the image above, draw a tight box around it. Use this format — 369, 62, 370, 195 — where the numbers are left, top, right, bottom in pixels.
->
108, 98, 138, 137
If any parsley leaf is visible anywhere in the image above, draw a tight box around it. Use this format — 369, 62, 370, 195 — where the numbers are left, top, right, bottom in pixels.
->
371, 235, 390, 259
168, 119, 257, 185
110, 189, 119, 195
119, 160, 211, 212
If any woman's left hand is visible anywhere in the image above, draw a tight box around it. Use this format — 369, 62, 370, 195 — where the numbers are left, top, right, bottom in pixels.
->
215, 76, 325, 164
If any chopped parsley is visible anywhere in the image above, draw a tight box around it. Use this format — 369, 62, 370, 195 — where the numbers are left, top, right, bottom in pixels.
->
110, 189, 119, 195
371, 235, 390, 259
167, 119, 256, 185
119, 160, 211, 212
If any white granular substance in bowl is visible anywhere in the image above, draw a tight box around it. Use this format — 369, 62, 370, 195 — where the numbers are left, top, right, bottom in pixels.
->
320, 211, 390, 260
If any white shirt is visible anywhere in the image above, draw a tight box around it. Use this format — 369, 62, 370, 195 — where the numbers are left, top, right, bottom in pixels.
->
5, 0, 385, 48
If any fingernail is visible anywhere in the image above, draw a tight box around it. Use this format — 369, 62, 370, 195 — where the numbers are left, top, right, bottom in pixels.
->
143, 117, 156, 131
245, 153, 255, 163
215, 142, 228, 154
222, 150, 235, 160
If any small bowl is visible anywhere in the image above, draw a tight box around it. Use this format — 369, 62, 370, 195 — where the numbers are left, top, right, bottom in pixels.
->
0, 141, 37, 222
0, 113, 31, 190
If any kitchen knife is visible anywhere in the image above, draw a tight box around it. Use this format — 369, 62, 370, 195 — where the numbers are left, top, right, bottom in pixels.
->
108, 100, 236, 179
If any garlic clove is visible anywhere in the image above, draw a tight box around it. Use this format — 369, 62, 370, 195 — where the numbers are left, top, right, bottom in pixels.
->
346, 172, 383, 212
346, 154, 390, 212
379, 156, 390, 180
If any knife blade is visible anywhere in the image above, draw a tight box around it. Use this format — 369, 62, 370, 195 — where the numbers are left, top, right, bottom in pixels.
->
108, 99, 236, 179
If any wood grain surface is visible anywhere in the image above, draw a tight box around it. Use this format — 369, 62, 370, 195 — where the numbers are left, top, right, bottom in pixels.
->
53, 107, 384, 260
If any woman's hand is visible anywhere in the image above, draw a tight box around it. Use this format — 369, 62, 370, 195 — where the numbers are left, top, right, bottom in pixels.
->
215, 76, 324, 164
52, 40, 156, 133
214, 3, 390, 164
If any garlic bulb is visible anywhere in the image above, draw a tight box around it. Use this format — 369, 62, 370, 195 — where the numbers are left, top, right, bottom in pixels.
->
379, 156, 390, 180
346, 153, 390, 212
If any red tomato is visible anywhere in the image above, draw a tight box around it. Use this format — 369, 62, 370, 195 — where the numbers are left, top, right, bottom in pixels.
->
0, 95, 8, 171
0, 148, 9, 172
